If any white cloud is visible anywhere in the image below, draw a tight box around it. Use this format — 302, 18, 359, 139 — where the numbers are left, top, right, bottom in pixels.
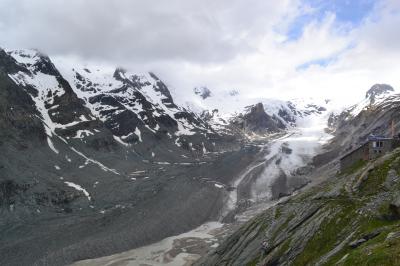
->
161, 0, 400, 106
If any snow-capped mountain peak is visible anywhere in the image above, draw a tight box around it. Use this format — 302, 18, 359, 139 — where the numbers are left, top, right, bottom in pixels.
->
344, 84, 397, 118
365, 83, 394, 104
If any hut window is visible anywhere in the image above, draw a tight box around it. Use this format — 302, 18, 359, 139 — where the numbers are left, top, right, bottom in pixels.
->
373, 141, 383, 148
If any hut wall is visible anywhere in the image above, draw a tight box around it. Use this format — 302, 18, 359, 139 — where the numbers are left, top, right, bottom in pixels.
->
340, 143, 369, 171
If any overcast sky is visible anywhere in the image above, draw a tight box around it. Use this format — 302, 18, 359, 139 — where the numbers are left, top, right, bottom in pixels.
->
1, 0, 400, 105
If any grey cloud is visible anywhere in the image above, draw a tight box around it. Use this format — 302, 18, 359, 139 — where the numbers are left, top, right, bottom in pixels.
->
0, 0, 297, 64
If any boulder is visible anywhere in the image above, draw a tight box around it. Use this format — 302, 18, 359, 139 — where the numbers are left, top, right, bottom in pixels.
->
349, 238, 366, 248
384, 169, 400, 190
389, 195, 400, 218
386, 231, 400, 241
349, 229, 381, 248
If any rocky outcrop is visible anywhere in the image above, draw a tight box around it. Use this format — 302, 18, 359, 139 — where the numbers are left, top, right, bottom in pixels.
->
389, 195, 400, 218
233, 102, 286, 134
194, 86, 212, 99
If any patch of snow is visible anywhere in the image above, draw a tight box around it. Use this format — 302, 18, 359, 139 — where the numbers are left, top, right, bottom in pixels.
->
202, 142, 207, 154
175, 162, 194, 165
7, 49, 38, 65
175, 138, 182, 147
113, 135, 130, 147
73, 130, 94, 139
130, 170, 146, 175
156, 162, 170, 165
47, 137, 59, 154
79, 115, 89, 121
70, 147, 120, 175
64, 181, 91, 201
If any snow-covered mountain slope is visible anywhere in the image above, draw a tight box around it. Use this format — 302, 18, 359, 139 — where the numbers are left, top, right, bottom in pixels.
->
326, 84, 398, 134
7, 49, 103, 148
8, 50, 213, 142
58, 66, 214, 139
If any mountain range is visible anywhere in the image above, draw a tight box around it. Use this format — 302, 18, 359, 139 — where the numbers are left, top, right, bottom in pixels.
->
1, 47, 399, 265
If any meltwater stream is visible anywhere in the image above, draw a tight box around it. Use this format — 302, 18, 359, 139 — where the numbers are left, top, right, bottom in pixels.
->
73, 113, 332, 266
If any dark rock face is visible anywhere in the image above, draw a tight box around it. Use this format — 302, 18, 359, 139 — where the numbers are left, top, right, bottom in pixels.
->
389, 195, 400, 218
278, 107, 296, 125
0, 49, 27, 74
0, 51, 46, 143
194, 86, 212, 99
242, 103, 285, 134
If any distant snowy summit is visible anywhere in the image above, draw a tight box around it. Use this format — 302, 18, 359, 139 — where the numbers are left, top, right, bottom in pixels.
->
184, 84, 331, 135
327, 83, 398, 135
365, 84, 394, 104
343, 84, 397, 118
